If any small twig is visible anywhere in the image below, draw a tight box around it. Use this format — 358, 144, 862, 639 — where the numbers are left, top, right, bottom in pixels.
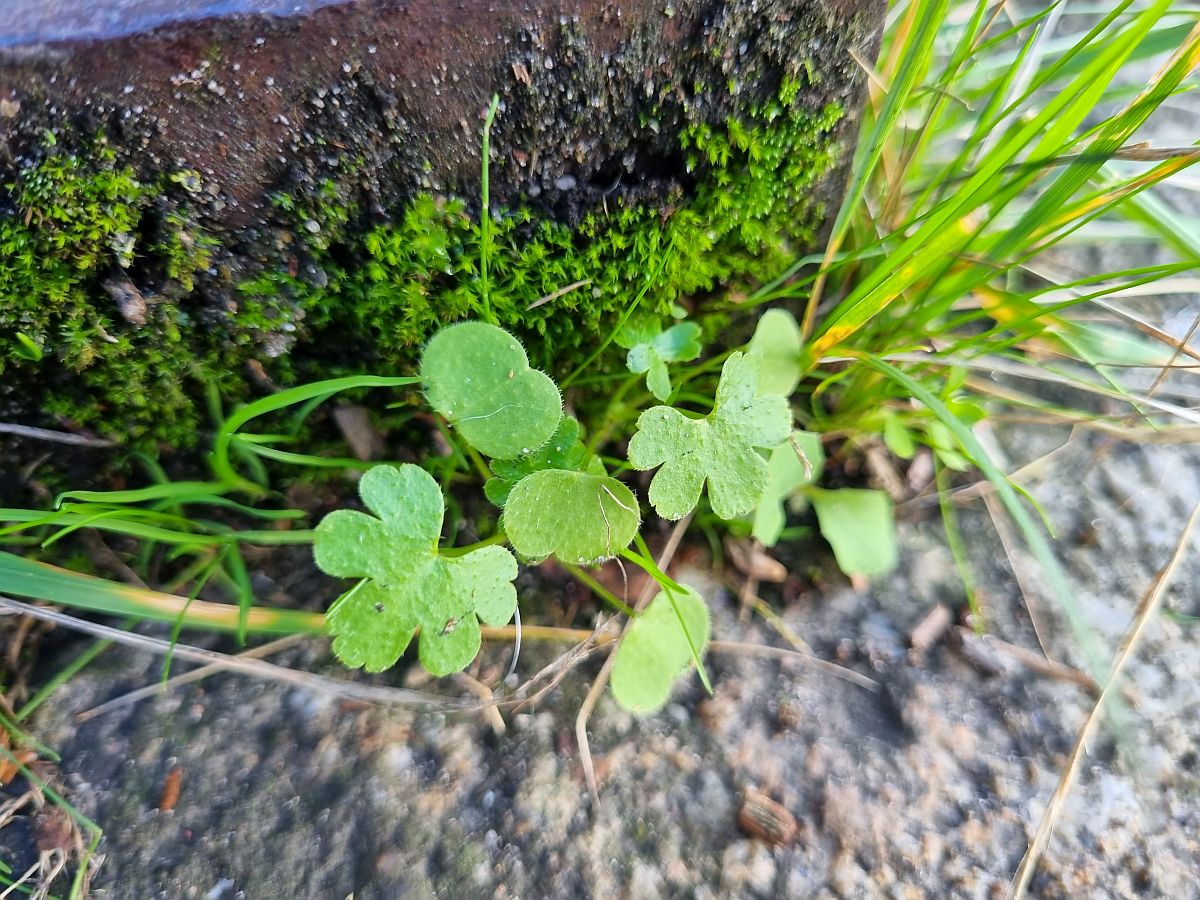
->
909, 603, 954, 656
455, 673, 506, 736
0, 597, 461, 710
737, 571, 759, 624
955, 628, 1098, 695
510, 631, 607, 714
525, 279, 592, 310
80, 531, 148, 589
75, 634, 307, 722
0, 423, 115, 448
575, 515, 692, 808
1010, 501, 1200, 898
708, 641, 880, 693
981, 491, 1054, 659
748, 596, 815, 655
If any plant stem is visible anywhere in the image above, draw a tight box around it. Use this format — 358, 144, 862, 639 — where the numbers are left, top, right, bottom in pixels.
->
561, 563, 638, 616
560, 237, 675, 391
479, 94, 500, 323
442, 531, 508, 556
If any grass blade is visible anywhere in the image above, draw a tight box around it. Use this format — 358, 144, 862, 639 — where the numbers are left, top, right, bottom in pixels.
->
0, 552, 325, 635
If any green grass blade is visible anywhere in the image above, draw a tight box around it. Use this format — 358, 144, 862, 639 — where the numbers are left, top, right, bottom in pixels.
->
858, 356, 1105, 675
210, 375, 420, 492
802, 0, 950, 335
0, 552, 326, 635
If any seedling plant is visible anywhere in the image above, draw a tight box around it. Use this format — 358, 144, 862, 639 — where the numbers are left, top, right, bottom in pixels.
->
1, 2, 1199, 890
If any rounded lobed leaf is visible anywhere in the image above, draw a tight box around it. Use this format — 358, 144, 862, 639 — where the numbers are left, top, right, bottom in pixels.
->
629, 352, 792, 521
502, 469, 640, 565
314, 462, 520, 677
485, 417, 590, 507
326, 581, 418, 673
619, 319, 703, 402
416, 612, 482, 677
313, 464, 443, 585
747, 308, 802, 396
751, 430, 825, 546
358, 463, 444, 539
808, 488, 897, 578
421, 321, 562, 459
611, 586, 711, 714
442, 545, 519, 626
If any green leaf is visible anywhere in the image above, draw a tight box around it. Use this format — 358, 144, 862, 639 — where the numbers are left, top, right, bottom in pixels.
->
611, 586, 711, 714
747, 308, 802, 396
617, 318, 703, 402
503, 469, 640, 565
314, 464, 518, 674
628, 352, 791, 520
925, 422, 971, 471
883, 414, 916, 460
1058, 321, 1172, 368
14, 333, 43, 362
421, 322, 562, 459
484, 417, 590, 507
808, 488, 897, 578
752, 431, 825, 547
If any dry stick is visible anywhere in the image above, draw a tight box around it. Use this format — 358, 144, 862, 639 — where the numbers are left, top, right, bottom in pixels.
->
956, 628, 1097, 696
525, 279, 592, 311
1147, 307, 1200, 400
0, 597, 461, 710
75, 634, 308, 722
511, 628, 610, 714
895, 419, 1080, 514
79, 622, 607, 722
455, 673, 506, 736
749, 596, 815, 654
746, 596, 881, 691
985, 414, 1200, 444
1010, 501, 1200, 899
737, 570, 759, 624
0, 423, 115, 448
575, 515, 693, 808
708, 641, 880, 693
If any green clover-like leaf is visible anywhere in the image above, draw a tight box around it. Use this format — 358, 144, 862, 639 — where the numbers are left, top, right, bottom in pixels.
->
421, 321, 562, 459
314, 464, 518, 675
751, 430, 825, 547
747, 308, 802, 396
883, 413, 916, 459
808, 487, 897, 578
502, 469, 640, 564
616, 317, 703, 402
628, 352, 792, 520
611, 586, 711, 714
484, 416, 591, 507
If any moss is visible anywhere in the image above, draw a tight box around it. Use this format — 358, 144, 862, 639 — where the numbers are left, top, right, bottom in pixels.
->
0, 137, 255, 449
1, 84, 843, 454
269, 97, 842, 377
0, 138, 146, 372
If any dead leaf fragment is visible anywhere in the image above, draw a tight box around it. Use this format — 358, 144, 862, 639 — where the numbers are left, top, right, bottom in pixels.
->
332, 405, 385, 460
103, 276, 148, 326
158, 765, 183, 812
725, 537, 787, 583
33, 806, 75, 855
738, 788, 797, 846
